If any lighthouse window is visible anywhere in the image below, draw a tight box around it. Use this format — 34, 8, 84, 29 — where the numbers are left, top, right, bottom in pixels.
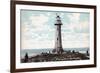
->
57, 38, 58, 40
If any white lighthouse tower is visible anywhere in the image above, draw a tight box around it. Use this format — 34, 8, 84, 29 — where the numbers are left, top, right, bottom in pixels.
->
52, 14, 63, 54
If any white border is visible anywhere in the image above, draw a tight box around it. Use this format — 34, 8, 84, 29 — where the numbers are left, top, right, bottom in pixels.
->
16, 4, 94, 69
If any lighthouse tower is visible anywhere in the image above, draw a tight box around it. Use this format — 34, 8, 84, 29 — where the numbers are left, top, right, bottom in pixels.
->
52, 14, 63, 54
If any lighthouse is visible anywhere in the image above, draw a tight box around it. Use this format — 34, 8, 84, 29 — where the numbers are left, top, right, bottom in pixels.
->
52, 14, 63, 54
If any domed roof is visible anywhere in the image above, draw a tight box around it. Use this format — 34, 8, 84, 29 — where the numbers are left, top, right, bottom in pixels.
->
55, 14, 62, 25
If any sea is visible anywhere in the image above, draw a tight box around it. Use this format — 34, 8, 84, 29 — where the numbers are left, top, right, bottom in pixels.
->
21, 48, 89, 58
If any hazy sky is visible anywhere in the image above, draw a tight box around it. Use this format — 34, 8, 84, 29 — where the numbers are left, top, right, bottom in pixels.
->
20, 9, 90, 49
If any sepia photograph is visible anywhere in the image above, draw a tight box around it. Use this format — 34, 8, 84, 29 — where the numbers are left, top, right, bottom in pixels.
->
20, 10, 90, 63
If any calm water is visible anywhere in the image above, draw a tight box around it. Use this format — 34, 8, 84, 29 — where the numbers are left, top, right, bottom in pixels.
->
21, 48, 89, 58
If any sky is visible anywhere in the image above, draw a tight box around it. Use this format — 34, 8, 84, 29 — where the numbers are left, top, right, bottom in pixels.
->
20, 9, 90, 49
